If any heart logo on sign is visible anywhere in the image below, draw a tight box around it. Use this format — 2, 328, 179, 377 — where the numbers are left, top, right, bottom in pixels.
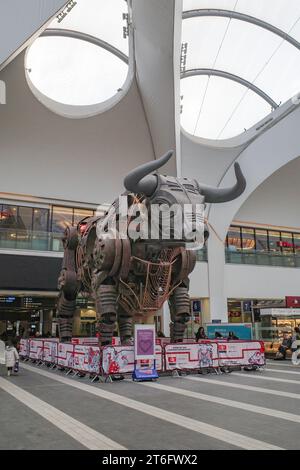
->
138, 339, 152, 353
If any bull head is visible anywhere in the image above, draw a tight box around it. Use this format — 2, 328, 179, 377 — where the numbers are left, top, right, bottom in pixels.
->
124, 150, 246, 203
124, 151, 246, 245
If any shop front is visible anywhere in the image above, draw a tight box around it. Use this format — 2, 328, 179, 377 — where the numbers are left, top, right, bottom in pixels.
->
0, 295, 57, 340
258, 308, 300, 355
227, 298, 285, 326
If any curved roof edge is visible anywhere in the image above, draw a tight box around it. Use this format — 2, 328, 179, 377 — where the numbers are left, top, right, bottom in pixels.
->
41, 29, 129, 64
182, 68, 278, 109
182, 9, 300, 51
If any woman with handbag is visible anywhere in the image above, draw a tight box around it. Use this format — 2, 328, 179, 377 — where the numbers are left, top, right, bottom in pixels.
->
5, 341, 19, 377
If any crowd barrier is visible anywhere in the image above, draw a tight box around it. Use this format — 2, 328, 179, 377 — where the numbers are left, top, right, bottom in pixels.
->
165, 342, 219, 371
19, 338, 266, 379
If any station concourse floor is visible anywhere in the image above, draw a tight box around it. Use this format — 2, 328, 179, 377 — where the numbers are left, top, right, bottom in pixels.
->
0, 360, 299, 450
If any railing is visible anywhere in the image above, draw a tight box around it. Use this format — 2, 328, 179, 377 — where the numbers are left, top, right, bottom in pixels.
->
253, 325, 294, 342
1, 230, 299, 268
0, 228, 210, 259
0, 229, 64, 252
225, 249, 300, 268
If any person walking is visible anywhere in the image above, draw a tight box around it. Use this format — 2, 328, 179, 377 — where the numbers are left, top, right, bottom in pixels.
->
5, 341, 19, 377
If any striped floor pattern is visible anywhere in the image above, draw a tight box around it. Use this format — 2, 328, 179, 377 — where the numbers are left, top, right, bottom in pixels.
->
0, 359, 299, 450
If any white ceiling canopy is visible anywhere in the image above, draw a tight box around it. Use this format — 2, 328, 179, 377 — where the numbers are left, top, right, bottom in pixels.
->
181, 0, 300, 140
26, 0, 129, 107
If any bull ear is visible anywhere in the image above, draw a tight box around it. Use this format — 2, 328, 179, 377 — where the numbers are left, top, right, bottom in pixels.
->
198, 163, 246, 203
124, 150, 173, 196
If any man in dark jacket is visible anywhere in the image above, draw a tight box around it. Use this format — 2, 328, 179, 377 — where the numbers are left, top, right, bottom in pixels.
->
275, 333, 292, 360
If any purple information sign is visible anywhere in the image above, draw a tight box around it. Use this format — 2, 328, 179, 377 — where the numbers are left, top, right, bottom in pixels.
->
136, 328, 155, 357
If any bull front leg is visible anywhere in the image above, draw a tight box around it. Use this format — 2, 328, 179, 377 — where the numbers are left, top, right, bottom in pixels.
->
94, 281, 118, 346
169, 282, 191, 343
57, 227, 79, 342
117, 307, 134, 344
57, 292, 77, 342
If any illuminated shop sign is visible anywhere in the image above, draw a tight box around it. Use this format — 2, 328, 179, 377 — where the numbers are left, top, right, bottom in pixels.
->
277, 241, 297, 248
0, 296, 55, 309
0, 296, 17, 304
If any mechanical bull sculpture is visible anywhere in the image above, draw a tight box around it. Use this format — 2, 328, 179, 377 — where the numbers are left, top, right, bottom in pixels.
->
57, 151, 246, 345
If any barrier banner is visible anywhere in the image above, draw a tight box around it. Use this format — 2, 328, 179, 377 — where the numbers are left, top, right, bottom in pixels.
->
19, 339, 29, 357
73, 345, 101, 374
102, 345, 163, 375
156, 337, 172, 348
112, 337, 121, 346
29, 339, 44, 360
198, 341, 219, 368
102, 345, 134, 375
57, 343, 74, 368
165, 342, 218, 371
71, 337, 98, 346
217, 341, 265, 367
43, 341, 58, 363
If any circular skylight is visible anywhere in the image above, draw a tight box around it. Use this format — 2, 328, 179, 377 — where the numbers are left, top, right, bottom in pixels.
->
181, 0, 300, 141
25, 0, 130, 115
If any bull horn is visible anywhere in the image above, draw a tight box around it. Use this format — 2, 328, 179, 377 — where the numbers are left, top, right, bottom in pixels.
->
124, 150, 173, 196
198, 162, 246, 203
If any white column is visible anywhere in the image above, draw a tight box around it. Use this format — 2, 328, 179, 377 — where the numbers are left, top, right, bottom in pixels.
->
162, 302, 171, 337
207, 232, 228, 323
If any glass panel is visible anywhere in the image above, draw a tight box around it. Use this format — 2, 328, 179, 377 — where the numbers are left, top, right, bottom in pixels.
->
181, 1, 300, 140
27, 37, 128, 106
183, 17, 231, 71
52, 206, 73, 233
33, 208, 49, 232
73, 208, 94, 226
236, 0, 300, 38
254, 42, 300, 105
293, 233, 300, 254
255, 229, 268, 252
16, 207, 32, 248
0, 205, 18, 228
180, 75, 210, 135
18, 206, 33, 230
218, 90, 271, 139
280, 232, 294, 253
241, 227, 255, 251
25, 0, 129, 108
227, 226, 242, 251
212, 20, 282, 84
268, 231, 281, 253
181, 75, 271, 139
183, 0, 238, 10
193, 77, 248, 139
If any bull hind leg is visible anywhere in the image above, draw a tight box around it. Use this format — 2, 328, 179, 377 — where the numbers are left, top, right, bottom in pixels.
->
169, 283, 191, 342
117, 307, 134, 344
94, 282, 118, 346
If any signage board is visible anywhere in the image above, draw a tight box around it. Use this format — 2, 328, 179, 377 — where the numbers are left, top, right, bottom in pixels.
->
206, 323, 253, 340
133, 325, 158, 381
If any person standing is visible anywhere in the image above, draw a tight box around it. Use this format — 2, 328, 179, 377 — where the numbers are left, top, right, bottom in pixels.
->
5, 341, 19, 377
195, 327, 207, 341
227, 331, 239, 340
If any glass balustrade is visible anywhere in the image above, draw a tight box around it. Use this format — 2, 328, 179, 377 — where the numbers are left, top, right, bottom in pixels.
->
225, 248, 300, 268
0, 228, 64, 252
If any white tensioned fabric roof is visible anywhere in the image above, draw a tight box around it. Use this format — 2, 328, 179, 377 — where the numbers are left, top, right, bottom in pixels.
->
26, 0, 129, 106
181, 0, 300, 141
